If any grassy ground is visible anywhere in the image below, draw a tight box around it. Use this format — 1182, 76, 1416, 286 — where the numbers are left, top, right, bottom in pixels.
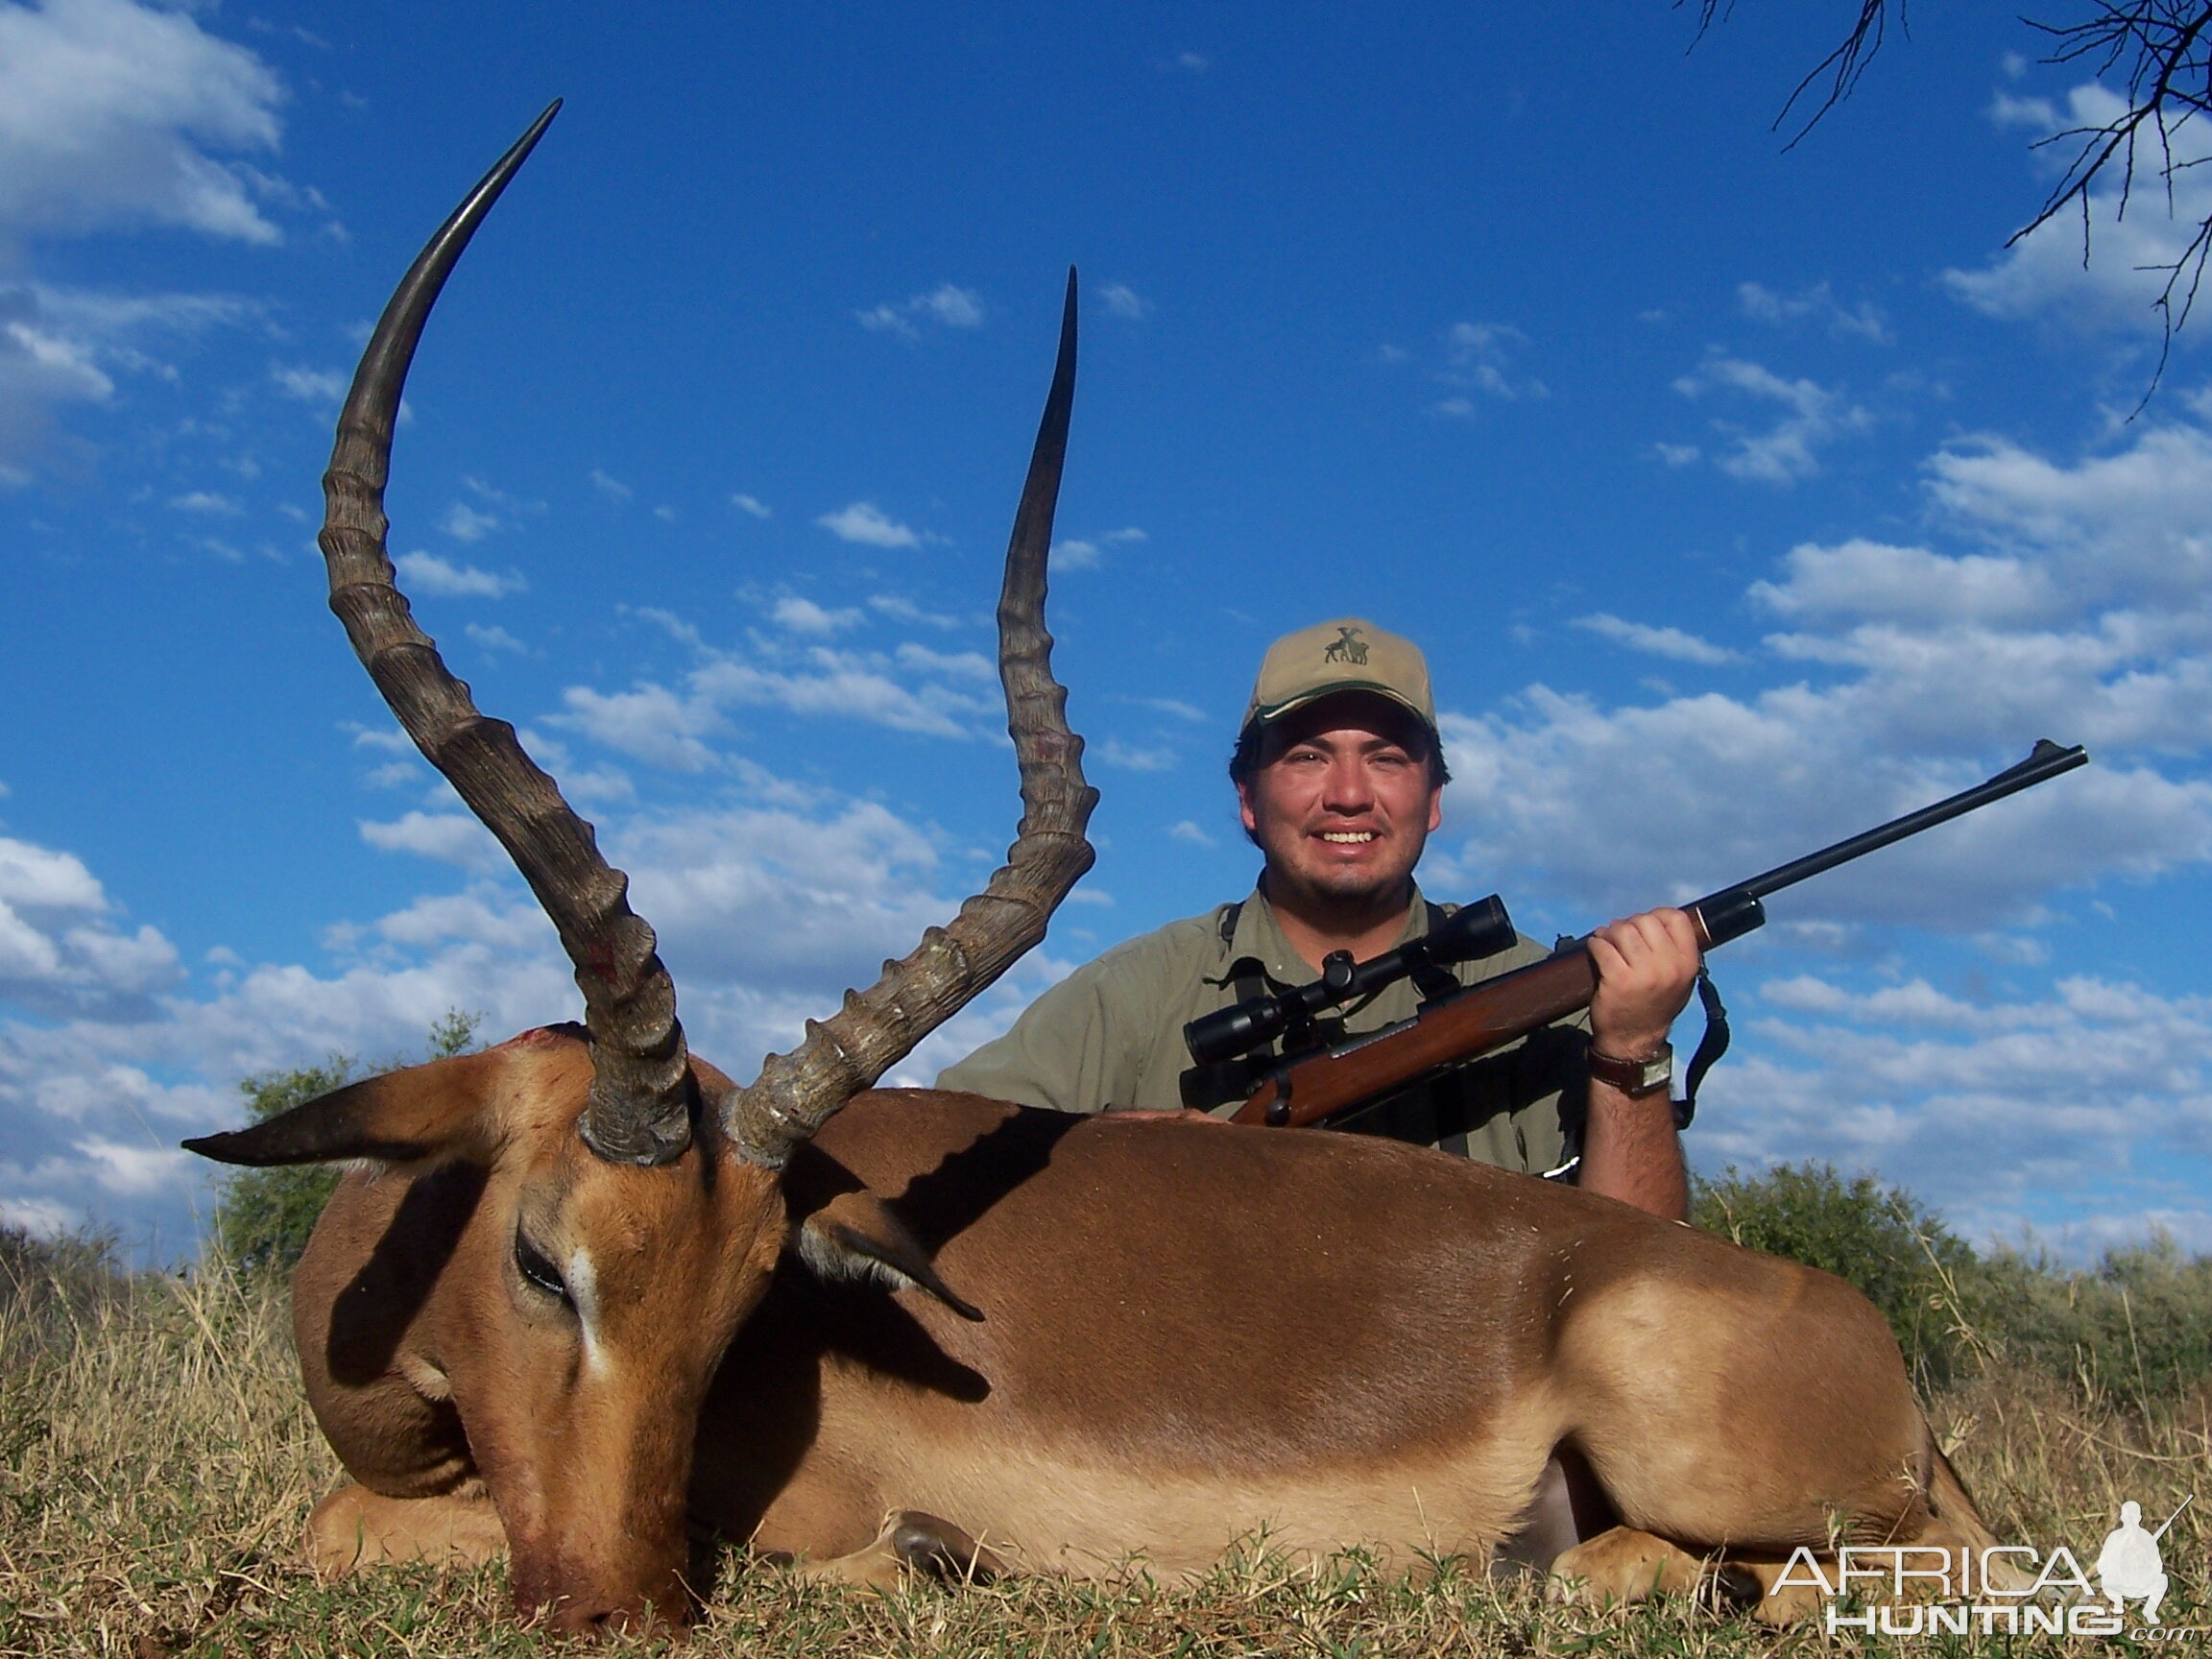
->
2, 1248, 2205, 1657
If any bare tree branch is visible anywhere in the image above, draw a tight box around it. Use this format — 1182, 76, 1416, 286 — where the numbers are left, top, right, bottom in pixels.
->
1680, 2, 1907, 147
1685, 1, 2212, 398
2015, 2, 2212, 395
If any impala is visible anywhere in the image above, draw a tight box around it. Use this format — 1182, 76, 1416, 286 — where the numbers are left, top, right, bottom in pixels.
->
189, 104, 2007, 1636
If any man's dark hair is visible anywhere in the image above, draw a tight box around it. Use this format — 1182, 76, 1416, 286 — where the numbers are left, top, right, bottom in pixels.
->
1226, 716, 1452, 793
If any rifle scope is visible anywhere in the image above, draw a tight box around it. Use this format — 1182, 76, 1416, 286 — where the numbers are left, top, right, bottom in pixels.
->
1184, 894, 1519, 1068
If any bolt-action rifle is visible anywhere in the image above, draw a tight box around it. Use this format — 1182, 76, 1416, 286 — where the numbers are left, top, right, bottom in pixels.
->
1196, 739, 2089, 1132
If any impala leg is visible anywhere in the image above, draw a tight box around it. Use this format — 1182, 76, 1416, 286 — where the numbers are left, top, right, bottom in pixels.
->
308, 1479, 508, 1577
787, 1510, 1005, 1591
1548, 1527, 1709, 1606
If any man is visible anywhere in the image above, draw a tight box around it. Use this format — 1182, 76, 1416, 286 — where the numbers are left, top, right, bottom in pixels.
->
939, 617, 1701, 1220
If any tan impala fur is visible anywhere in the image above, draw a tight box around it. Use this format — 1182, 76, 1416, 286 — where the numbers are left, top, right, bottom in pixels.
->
184, 108, 2005, 1635
233, 1032, 2000, 1631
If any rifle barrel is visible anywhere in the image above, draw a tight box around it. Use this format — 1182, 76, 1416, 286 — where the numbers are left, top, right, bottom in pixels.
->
1698, 739, 2087, 913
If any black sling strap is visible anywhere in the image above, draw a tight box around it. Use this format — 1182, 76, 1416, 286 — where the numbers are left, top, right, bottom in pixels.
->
1674, 965, 1730, 1130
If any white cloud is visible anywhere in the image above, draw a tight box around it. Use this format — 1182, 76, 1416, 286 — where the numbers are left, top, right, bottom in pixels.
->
0, 1195, 75, 1237
348, 724, 414, 756
1737, 280, 1890, 344
1439, 321, 1547, 402
0, 0, 288, 244
1, 284, 252, 484
894, 641, 992, 680
1053, 524, 1146, 570
856, 283, 985, 341
1436, 408, 2212, 932
869, 593, 959, 629
464, 622, 525, 654
818, 500, 923, 548
1572, 613, 1739, 665
1693, 971, 2212, 1249
271, 362, 344, 402
1924, 426, 2212, 604
1100, 283, 1152, 320
1168, 819, 1216, 848
555, 617, 1005, 766
0, 835, 181, 1020
1749, 540, 2058, 627
439, 500, 497, 542
589, 468, 632, 502
358, 810, 505, 875
693, 651, 988, 739
169, 489, 239, 514
770, 595, 862, 636
75, 1134, 187, 1194
393, 550, 524, 599
1097, 738, 1177, 772
558, 682, 725, 772
1945, 82, 2212, 335
1170, 51, 1209, 72
731, 493, 772, 518
1671, 351, 1871, 485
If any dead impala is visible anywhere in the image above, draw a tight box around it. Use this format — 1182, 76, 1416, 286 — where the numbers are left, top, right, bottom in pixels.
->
188, 104, 2008, 1635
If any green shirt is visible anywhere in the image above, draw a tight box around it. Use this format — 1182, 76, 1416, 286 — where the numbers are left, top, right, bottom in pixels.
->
936, 885, 1591, 1174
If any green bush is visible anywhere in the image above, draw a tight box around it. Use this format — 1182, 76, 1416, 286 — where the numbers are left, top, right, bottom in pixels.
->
1972, 1235, 2212, 1406
0, 1223, 132, 1359
206, 1010, 483, 1279
1693, 1162, 1980, 1386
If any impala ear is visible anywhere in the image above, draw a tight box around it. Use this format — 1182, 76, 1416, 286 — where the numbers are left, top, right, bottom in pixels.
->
183, 1049, 509, 1167
795, 1189, 984, 1322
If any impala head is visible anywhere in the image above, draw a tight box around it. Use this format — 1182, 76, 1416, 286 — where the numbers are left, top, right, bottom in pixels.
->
185, 103, 1094, 1635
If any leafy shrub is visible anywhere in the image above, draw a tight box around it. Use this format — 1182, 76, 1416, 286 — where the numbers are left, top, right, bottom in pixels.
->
206, 1010, 483, 1278
1693, 1162, 1980, 1385
0, 1223, 132, 1361
1972, 1235, 2212, 1406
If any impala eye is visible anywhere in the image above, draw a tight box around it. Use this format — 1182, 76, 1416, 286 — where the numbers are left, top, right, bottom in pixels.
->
514, 1231, 572, 1307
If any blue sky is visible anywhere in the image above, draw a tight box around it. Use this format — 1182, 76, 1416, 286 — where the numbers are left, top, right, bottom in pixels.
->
5, 0, 2211, 1260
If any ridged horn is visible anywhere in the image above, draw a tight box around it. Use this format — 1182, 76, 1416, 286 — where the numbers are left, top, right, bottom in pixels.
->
720, 270, 1097, 1168
318, 102, 694, 1167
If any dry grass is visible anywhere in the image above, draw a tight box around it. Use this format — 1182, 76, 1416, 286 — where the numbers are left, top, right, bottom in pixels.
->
2, 1256, 2204, 1657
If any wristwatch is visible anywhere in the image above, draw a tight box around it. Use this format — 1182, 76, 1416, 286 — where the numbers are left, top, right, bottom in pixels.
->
1586, 1041, 1673, 1097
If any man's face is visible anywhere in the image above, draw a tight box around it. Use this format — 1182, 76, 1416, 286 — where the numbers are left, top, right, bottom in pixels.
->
1236, 692, 1444, 912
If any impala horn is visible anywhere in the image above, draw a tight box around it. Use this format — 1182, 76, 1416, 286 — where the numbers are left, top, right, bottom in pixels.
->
721, 271, 1097, 1168
319, 101, 694, 1167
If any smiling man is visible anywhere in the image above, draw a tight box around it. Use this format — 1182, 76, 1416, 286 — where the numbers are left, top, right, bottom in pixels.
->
938, 617, 1700, 1217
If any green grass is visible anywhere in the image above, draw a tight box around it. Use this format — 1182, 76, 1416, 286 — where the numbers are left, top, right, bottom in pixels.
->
2, 1224, 2205, 1657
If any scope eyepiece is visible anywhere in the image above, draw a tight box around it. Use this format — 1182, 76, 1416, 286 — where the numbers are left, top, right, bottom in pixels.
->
1185, 999, 1295, 1068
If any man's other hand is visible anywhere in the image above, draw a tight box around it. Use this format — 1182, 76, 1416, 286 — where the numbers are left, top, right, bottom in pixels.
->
1586, 907, 1702, 1059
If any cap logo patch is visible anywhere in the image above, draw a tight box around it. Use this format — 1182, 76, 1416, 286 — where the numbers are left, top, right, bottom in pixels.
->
1322, 625, 1369, 666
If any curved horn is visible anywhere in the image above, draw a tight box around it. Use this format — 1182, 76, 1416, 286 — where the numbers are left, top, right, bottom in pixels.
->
319, 103, 694, 1167
721, 270, 1097, 1168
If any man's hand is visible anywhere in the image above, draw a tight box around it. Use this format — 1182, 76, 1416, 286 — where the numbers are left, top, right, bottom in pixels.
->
1587, 906, 1702, 1060
1579, 906, 1701, 1221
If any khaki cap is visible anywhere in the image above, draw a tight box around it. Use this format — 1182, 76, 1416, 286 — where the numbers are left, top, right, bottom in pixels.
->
1241, 617, 1436, 734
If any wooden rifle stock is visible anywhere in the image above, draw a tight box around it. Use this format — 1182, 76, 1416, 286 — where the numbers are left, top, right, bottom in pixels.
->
1227, 738, 2090, 1132
1230, 947, 1598, 1129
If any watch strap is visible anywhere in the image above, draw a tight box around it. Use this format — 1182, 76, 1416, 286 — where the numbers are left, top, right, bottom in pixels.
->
1587, 1041, 1673, 1097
